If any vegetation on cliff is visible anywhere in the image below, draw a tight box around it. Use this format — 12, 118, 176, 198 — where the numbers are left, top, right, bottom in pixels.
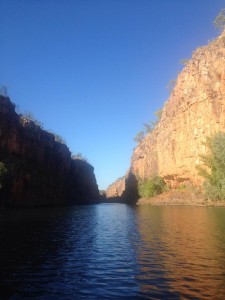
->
138, 176, 166, 198
214, 8, 225, 30
198, 132, 225, 200
133, 109, 162, 143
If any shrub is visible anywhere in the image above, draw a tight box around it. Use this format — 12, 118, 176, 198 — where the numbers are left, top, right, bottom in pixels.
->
198, 132, 225, 200
72, 152, 88, 162
213, 8, 225, 30
54, 134, 66, 144
143, 122, 154, 134
154, 109, 163, 121
180, 59, 189, 65
0, 86, 8, 97
20, 111, 43, 129
134, 108, 163, 143
138, 176, 166, 198
167, 79, 177, 94
0, 162, 7, 189
134, 131, 145, 143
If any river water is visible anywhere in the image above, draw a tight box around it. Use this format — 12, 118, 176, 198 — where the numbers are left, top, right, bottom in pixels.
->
0, 204, 225, 299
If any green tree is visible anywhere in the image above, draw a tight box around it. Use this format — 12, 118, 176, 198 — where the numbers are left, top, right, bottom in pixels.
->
198, 132, 225, 200
0, 162, 7, 189
138, 176, 166, 198
213, 8, 225, 30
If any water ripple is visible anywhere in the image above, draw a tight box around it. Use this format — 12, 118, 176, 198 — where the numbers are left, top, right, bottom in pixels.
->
0, 205, 225, 299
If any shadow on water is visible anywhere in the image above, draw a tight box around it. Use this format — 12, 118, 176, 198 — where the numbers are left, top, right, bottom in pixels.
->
0, 204, 141, 299
0, 207, 78, 298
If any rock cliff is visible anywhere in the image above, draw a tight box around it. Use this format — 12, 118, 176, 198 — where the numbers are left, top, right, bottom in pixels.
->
107, 30, 225, 200
106, 176, 126, 198
0, 96, 100, 207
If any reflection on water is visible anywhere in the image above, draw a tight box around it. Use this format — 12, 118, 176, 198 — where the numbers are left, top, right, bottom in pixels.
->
0, 204, 225, 299
136, 206, 225, 299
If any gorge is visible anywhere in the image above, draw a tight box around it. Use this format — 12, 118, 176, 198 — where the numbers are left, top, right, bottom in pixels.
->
1, 30, 225, 207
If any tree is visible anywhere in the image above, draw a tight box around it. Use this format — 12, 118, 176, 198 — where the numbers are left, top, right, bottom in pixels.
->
198, 132, 225, 200
213, 8, 225, 30
134, 131, 145, 143
0, 162, 7, 189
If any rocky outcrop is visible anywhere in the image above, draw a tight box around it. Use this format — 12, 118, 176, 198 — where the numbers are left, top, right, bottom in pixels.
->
107, 30, 225, 201
0, 96, 100, 207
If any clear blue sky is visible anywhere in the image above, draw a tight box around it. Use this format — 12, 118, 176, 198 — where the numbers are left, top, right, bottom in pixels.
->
1, 0, 225, 190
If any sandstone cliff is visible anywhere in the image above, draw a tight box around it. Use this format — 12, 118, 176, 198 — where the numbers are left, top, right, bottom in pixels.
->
0, 96, 100, 207
107, 30, 225, 200
106, 176, 126, 198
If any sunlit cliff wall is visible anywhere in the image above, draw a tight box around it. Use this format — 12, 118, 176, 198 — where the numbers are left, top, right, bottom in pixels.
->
107, 30, 225, 199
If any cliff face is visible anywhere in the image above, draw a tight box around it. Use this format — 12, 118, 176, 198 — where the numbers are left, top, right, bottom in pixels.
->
107, 30, 225, 200
106, 171, 138, 203
106, 177, 126, 198
0, 96, 100, 207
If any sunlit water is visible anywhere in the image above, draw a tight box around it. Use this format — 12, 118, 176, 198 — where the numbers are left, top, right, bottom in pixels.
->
1, 204, 225, 299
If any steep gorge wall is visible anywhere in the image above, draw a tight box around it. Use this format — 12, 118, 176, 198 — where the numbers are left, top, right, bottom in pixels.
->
107, 30, 225, 199
0, 96, 100, 207
106, 177, 126, 198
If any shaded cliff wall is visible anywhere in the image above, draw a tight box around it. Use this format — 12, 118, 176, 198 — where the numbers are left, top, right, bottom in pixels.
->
107, 30, 225, 200
0, 96, 99, 207
106, 171, 138, 203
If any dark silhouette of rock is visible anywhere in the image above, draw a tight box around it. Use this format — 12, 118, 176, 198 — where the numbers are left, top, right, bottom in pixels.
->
0, 96, 100, 207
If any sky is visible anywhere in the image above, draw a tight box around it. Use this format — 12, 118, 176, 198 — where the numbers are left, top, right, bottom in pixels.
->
1, 0, 225, 190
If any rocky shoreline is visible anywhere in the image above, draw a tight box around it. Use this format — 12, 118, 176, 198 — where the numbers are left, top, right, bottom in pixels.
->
136, 190, 225, 207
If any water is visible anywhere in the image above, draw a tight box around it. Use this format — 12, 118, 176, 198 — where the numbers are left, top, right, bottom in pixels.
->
0, 204, 225, 299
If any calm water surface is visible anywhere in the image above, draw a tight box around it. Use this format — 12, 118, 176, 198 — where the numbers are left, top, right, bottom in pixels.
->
0, 204, 225, 299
